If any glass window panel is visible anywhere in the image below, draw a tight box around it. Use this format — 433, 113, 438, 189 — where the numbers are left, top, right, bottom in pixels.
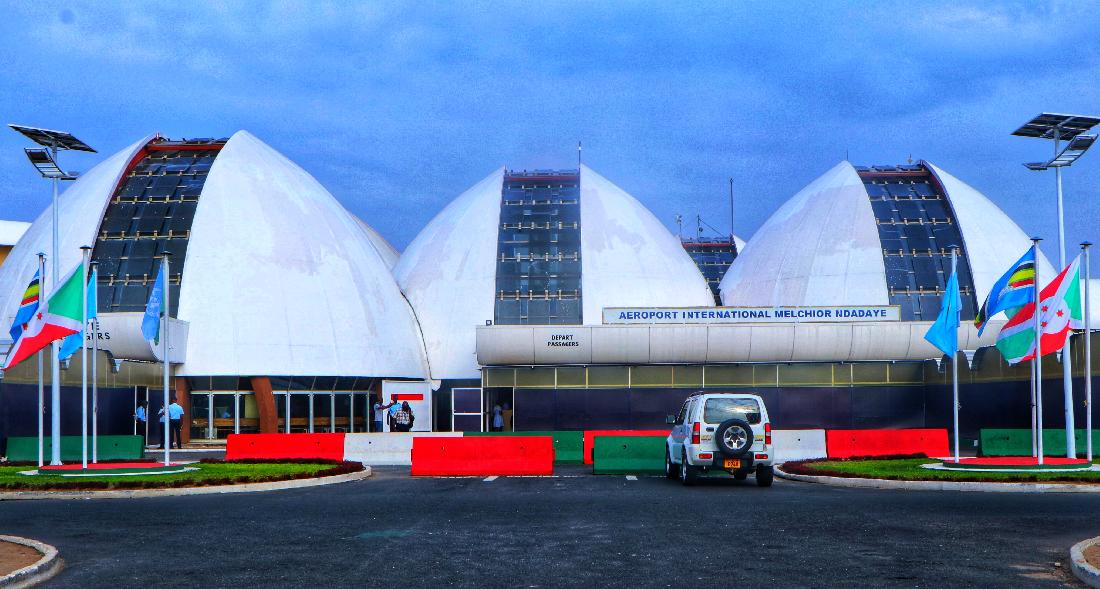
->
515, 367, 555, 388
778, 363, 833, 386
753, 364, 778, 386
703, 365, 754, 386
673, 365, 704, 387
484, 368, 515, 388
630, 365, 673, 387
555, 367, 586, 387
587, 366, 629, 388
851, 363, 888, 384
210, 376, 238, 390
888, 362, 924, 384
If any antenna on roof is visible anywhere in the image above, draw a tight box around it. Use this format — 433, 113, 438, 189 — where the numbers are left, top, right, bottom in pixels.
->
577, 141, 582, 166
728, 177, 735, 242
907, 154, 913, 164
845, 149, 849, 161
675, 214, 683, 241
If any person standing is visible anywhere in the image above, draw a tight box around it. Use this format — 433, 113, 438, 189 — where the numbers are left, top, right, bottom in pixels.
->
491, 404, 503, 432
502, 403, 513, 432
392, 401, 414, 432
372, 397, 395, 433
134, 401, 148, 445
159, 397, 185, 449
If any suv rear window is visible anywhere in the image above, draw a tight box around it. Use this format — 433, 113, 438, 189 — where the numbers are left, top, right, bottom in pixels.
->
703, 398, 761, 425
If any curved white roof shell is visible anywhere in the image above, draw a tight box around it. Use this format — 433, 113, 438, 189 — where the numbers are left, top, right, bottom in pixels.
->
720, 161, 1055, 313
720, 162, 888, 307
0, 135, 151, 333
353, 216, 400, 270
0, 221, 31, 247
176, 131, 427, 378
0, 131, 428, 379
396, 164, 712, 379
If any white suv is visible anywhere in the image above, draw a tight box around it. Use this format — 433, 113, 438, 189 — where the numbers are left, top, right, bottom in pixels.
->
665, 393, 774, 487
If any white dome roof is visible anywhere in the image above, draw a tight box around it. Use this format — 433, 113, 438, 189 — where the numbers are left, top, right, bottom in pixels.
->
395, 164, 712, 379
719, 161, 1055, 312
0, 131, 428, 379
720, 161, 889, 306
176, 131, 427, 377
0, 220, 31, 247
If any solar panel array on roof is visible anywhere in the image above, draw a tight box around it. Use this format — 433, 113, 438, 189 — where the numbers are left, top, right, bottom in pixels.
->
90, 140, 224, 315
494, 169, 582, 325
858, 164, 977, 321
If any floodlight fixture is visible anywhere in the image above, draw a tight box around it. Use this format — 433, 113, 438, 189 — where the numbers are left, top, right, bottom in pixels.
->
1023, 134, 1097, 170
8, 124, 96, 152
24, 148, 77, 180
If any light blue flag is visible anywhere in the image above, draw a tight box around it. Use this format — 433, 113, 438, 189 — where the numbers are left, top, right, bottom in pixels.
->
58, 267, 98, 361
142, 262, 166, 343
924, 268, 961, 357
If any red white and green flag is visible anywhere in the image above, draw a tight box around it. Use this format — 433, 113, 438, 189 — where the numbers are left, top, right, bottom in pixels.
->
995, 255, 1083, 364
1, 263, 86, 371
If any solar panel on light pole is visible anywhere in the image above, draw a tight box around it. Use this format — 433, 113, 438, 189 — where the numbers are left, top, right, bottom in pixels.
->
9, 124, 96, 466
1013, 112, 1100, 461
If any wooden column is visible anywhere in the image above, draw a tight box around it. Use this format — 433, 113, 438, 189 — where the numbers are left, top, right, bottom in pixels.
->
174, 376, 191, 445
250, 376, 279, 434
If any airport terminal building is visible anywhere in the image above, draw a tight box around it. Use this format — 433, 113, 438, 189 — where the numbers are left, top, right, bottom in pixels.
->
0, 139, 1097, 448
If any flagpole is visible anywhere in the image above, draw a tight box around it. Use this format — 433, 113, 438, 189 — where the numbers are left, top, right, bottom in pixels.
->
162, 253, 171, 467
1083, 241, 1093, 462
1033, 238, 1044, 465
79, 246, 90, 470
952, 248, 960, 463
36, 252, 45, 469
1031, 349, 1038, 457
91, 262, 98, 464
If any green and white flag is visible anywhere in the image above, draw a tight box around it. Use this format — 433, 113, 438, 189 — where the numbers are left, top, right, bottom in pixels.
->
1, 263, 86, 371
996, 256, 1082, 364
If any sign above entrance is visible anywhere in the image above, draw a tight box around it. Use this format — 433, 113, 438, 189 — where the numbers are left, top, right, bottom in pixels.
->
602, 306, 901, 325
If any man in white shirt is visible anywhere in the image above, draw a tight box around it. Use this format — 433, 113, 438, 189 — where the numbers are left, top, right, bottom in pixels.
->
158, 398, 186, 449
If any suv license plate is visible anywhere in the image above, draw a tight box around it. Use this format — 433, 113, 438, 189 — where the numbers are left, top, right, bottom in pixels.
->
723, 459, 741, 469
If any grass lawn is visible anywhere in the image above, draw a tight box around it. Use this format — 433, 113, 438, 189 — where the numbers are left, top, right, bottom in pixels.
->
783, 458, 1100, 484
0, 460, 361, 491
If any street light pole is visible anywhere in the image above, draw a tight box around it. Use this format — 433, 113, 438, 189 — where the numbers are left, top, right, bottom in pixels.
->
1053, 128, 1077, 459
49, 141, 62, 466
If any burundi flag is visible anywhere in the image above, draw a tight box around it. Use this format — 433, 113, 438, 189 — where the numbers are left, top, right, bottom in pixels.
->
8, 269, 40, 342
975, 248, 1036, 336
2, 263, 86, 371
58, 266, 98, 361
995, 255, 1083, 364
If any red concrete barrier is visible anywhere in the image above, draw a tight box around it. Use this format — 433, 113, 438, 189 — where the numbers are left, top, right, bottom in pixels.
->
410, 436, 554, 476
583, 430, 669, 465
226, 433, 346, 461
824, 428, 949, 459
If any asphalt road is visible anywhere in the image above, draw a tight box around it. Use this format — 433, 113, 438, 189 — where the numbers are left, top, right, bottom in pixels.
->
1, 466, 1096, 588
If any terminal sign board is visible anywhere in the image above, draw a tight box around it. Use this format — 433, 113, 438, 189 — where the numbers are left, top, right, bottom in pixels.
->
602, 306, 900, 325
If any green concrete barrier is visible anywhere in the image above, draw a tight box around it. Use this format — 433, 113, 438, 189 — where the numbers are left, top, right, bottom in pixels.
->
4, 435, 144, 462
592, 435, 666, 475
465, 431, 584, 464
979, 429, 1100, 457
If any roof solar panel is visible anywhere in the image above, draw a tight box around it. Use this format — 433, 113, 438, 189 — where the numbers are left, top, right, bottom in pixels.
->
9, 124, 97, 152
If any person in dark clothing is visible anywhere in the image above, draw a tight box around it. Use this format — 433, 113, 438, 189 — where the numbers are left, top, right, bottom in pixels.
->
392, 401, 414, 432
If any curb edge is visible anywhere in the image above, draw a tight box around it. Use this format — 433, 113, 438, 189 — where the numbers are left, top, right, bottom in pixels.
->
0, 535, 62, 589
1071, 536, 1100, 589
774, 466, 1100, 493
0, 467, 371, 501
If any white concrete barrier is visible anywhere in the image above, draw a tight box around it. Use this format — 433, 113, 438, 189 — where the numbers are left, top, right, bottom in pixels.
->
343, 432, 462, 465
773, 429, 827, 463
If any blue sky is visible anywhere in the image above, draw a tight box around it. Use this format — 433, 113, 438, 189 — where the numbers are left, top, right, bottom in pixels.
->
2, 2, 1099, 262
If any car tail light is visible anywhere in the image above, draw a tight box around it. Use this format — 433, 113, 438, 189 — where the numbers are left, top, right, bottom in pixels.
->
691, 422, 700, 445
764, 422, 772, 445
699, 453, 712, 460
755, 453, 768, 460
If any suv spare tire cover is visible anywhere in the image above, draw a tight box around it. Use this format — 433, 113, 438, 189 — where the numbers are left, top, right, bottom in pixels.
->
714, 418, 753, 458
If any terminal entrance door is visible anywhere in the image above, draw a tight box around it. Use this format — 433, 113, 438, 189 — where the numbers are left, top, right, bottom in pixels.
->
452, 388, 483, 432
